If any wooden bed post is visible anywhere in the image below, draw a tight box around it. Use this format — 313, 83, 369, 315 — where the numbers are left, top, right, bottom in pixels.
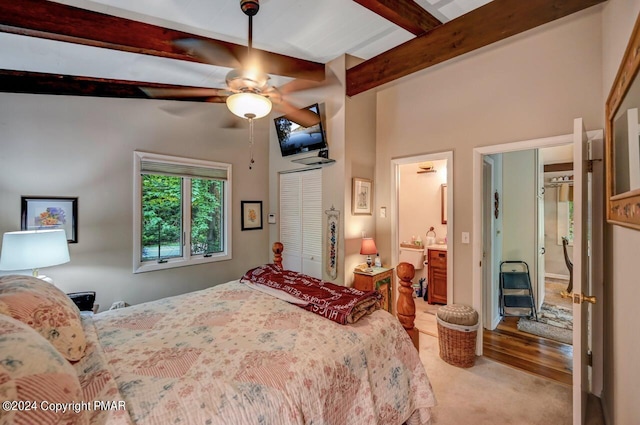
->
396, 262, 419, 351
272, 242, 284, 269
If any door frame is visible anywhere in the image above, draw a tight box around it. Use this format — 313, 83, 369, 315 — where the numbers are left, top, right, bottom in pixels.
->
482, 156, 501, 329
471, 129, 602, 353
391, 151, 454, 305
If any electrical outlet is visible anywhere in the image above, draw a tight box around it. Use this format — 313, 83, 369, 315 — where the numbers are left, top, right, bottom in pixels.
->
462, 232, 470, 244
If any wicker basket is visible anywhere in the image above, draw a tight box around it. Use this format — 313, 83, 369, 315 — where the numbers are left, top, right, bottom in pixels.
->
436, 305, 479, 368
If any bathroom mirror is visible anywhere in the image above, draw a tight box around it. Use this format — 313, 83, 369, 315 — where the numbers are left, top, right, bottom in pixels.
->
606, 13, 640, 230
441, 184, 448, 224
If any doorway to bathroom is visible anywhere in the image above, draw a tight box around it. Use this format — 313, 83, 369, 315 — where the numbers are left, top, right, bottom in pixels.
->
391, 151, 453, 336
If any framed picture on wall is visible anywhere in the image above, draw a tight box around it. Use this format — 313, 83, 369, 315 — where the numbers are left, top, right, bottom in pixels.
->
352, 178, 373, 215
21, 196, 78, 243
241, 201, 263, 231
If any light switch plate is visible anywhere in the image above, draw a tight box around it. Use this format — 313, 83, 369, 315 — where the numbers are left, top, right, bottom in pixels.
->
380, 207, 386, 218
462, 232, 470, 244
268, 213, 276, 224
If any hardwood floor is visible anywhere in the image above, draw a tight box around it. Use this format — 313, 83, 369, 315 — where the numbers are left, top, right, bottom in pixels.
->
483, 316, 573, 386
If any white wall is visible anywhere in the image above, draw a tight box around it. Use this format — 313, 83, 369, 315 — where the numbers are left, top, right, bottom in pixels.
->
0, 93, 271, 311
268, 56, 351, 284
601, 1, 640, 423
344, 54, 378, 284
398, 159, 448, 247
502, 149, 537, 266
375, 7, 604, 306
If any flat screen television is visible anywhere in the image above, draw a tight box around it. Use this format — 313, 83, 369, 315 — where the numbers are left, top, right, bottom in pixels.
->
274, 103, 327, 157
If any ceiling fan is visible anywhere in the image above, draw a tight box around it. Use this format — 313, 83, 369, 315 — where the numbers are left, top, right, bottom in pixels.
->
141, 0, 327, 129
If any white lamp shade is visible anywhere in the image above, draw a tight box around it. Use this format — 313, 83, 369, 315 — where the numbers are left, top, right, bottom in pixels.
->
0, 229, 70, 272
226, 92, 272, 119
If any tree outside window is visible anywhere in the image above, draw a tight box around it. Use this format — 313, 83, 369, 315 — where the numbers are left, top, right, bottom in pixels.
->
134, 152, 231, 273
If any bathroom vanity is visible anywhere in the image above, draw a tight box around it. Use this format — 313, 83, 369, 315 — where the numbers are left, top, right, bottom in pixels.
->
427, 247, 447, 304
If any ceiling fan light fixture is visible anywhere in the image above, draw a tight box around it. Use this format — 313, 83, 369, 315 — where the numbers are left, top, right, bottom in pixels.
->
226, 92, 272, 119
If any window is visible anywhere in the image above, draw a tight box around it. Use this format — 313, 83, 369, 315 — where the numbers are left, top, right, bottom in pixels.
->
133, 151, 232, 273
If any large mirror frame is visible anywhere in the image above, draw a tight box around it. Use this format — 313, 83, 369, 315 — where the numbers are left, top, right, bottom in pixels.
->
606, 12, 640, 230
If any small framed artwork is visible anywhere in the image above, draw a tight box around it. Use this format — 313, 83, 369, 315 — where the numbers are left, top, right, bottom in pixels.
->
352, 178, 373, 215
21, 196, 78, 243
241, 201, 263, 231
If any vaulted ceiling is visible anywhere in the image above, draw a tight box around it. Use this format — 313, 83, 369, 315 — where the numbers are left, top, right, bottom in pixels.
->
0, 0, 604, 105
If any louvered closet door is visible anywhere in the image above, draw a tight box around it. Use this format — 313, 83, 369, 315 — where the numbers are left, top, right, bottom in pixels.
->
301, 170, 322, 277
280, 172, 302, 272
279, 169, 322, 278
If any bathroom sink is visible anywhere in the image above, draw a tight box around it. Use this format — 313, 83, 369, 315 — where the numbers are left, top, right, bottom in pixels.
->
427, 244, 447, 251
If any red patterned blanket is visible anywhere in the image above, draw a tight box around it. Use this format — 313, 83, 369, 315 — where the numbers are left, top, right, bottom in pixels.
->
241, 264, 381, 324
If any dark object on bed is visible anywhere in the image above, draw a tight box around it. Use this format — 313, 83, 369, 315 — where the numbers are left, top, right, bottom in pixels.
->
67, 291, 96, 312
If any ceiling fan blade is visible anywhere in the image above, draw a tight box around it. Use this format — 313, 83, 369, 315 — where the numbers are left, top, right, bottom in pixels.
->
272, 99, 321, 128
140, 87, 229, 102
221, 115, 245, 129
159, 102, 205, 117
278, 71, 338, 96
173, 38, 243, 70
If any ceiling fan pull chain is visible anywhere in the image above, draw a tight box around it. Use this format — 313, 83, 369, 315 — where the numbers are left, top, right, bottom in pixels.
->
248, 14, 253, 55
248, 115, 255, 170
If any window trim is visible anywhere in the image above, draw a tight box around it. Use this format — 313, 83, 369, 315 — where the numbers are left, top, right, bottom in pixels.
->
133, 151, 232, 273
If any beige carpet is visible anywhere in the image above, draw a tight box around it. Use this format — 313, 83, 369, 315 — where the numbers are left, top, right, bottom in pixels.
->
414, 297, 440, 337
419, 334, 572, 425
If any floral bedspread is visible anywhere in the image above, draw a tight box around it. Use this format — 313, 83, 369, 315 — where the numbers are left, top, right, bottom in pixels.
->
88, 280, 436, 425
75, 313, 133, 425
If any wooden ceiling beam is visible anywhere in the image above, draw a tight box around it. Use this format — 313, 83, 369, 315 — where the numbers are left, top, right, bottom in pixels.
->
0, 0, 325, 81
346, 0, 606, 96
0, 69, 225, 102
353, 0, 442, 35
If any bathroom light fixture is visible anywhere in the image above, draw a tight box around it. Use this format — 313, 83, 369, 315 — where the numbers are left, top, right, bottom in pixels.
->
360, 237, 377, 272
0, 229, 70, 280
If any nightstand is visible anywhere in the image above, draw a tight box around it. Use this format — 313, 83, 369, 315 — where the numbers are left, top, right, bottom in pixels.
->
353, 267, 394, 314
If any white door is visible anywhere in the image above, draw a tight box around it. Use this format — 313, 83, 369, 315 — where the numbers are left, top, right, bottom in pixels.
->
279, 169, 322, 278
301, 170, 322, 277
572, 117, 591, 425
482, 157, 499, 329
536, 150, 546, 307
280, 172, 302, 272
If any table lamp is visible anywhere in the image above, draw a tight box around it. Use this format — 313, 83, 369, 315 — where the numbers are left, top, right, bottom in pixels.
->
360, 237, 377, 272
0, 229, 70, 280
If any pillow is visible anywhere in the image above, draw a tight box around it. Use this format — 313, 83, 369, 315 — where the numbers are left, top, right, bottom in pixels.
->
0, 275, 86, 361
0, 314, 88, 425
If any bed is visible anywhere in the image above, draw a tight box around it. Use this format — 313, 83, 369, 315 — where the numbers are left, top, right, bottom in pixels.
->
0, 243, 436, 425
